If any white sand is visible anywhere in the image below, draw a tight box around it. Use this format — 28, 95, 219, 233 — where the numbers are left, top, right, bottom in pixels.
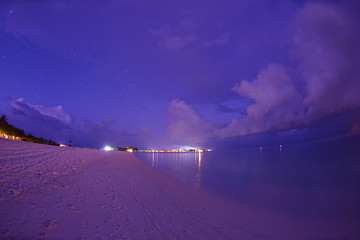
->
0, 139, 356, 239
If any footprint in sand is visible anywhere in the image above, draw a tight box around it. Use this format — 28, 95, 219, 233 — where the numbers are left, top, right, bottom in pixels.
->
40, 219, 57, 230
66, 204, 81, 213
104, 210, 112, 223
1, 227, 13, 239
8, 188, 20, 196
35, 232, 47, 240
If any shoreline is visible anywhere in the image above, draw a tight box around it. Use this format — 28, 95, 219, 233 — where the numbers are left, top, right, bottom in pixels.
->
0, 139, 357, 239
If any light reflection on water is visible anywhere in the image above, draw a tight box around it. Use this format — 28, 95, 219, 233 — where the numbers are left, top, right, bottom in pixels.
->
142, 151, 203, 185
135, 135, 360, 226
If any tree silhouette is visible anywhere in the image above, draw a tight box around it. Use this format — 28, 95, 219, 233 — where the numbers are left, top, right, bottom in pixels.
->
1, 115, 59, 146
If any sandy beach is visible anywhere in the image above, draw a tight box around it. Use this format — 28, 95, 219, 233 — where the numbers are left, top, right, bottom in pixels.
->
0, 139, 357, 239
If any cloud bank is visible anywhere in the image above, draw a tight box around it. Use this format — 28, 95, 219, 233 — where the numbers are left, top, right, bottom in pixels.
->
167, 99, 219, 146
217, 1, 360, 138
8, 98, 138, 148
14, 98, 73, 124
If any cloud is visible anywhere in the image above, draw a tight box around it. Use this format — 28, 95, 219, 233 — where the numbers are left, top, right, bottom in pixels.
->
151, 20, 197, 51
83, 118, 114, 132
216, 104, 245, 114
218, 2, 360, 138
202, 31, 229, 47
7, 98, 138, 148
294, 1, 360, 120
217, 64, 304, 137
152, 29, 195, 51
14, 98, 73, 124
167, 99, 218, 145
9, 98, 72, 141
153, 27, 228, 51
79, 118, 137, 148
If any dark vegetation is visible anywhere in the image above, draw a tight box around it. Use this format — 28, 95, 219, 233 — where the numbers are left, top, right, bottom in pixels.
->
0, 115, 59, 146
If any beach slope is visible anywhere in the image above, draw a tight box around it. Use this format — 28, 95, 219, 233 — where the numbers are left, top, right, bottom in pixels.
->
1, 139, 354, 239
0, 139, 266, 239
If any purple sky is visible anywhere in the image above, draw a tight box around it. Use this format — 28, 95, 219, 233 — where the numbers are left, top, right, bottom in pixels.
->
1, 0, 359, 149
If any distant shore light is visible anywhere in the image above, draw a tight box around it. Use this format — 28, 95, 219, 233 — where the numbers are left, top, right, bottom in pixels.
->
104, 146, 112, 151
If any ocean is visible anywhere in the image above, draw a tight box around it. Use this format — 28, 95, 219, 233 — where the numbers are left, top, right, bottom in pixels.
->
135, 135, 360, 228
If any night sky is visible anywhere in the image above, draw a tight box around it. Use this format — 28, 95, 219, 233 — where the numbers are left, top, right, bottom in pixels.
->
1, 0, 359, 149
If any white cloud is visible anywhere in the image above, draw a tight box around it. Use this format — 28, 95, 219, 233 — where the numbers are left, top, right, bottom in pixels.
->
217, 2, 360, 138
14, 98, 73, 124
167, 99, 217, 145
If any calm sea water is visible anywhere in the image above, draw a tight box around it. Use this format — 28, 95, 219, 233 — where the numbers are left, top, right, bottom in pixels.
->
135, 135, 360, 224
